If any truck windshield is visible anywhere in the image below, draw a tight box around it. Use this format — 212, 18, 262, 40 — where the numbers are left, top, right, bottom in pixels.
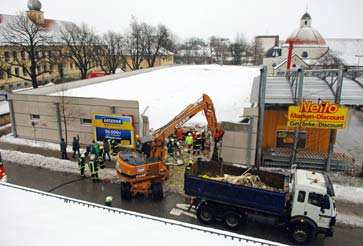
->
324, 174, 335, 197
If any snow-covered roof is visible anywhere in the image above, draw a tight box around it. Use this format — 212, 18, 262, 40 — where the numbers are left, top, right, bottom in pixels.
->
326, 38, 363, 66
49, 65, 259, 129
0, 182, 285, 246
250, 74, 363, 105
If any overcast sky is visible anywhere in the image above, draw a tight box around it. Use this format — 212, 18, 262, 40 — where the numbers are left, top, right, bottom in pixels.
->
1, 0, 363, 41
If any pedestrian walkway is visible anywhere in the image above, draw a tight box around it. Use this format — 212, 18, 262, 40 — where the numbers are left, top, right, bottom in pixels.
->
0, 142, 115, 168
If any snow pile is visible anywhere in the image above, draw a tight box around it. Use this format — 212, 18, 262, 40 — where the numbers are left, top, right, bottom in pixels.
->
337, 213, 363, 228
0, 134, 84, 153
1, 149, 118, 183
53, 65, 259, 129
334, 184, 363, 204
0, 101, 9, 115
0, 183, 284, 246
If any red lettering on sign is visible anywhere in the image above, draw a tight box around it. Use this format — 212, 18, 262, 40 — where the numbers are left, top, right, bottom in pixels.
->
299, 101, 339, 114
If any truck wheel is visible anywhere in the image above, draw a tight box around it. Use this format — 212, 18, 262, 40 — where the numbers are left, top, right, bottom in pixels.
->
120, 182, 132, 200
196, 203, 215, 224
151, 182, 163, 201
224, 212, 241, 230
290, 224, 313, 245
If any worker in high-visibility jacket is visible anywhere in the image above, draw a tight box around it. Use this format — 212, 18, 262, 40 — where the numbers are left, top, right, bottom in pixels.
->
185, 133, 194, 153
78, 153, 87, 178
88, 154, 99, 182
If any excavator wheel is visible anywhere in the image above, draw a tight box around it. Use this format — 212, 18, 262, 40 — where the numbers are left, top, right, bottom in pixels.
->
151, 182, 163, 201
120, 182, 132, 200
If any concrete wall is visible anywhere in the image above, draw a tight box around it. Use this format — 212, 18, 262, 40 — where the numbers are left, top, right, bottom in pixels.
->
220, 107, 258, 165
8, 93, 140, 145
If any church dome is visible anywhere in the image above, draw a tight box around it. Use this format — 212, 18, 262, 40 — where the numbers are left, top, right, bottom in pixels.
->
27, 0, 42, 11
285, 12, 326, 45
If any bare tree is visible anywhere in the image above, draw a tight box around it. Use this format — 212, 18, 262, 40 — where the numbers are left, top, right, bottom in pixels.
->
95, 32, 124, 74
123, 17, 145, 71
60, 23, 98, 79
317, 50, 344, 69
143, 24, 173, 67
0, 12, 55, 88
230, 34, 249, 65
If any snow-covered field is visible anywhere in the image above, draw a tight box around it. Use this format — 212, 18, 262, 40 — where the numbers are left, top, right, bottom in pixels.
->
0, 183, 284, 246
53, 65, 259, 129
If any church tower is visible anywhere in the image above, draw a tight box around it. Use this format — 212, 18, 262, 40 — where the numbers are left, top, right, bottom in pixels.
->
300, 12, 312, 28
26, 0, 45, 25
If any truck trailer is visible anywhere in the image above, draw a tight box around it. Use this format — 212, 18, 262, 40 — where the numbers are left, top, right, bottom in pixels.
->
184, 161, 336, 244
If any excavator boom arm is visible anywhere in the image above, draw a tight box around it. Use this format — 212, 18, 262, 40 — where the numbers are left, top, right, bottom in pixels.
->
151, 94, 224, 159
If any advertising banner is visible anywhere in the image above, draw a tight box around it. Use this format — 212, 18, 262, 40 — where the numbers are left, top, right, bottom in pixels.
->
93, 114, 134, 147
287, 101, 348, 129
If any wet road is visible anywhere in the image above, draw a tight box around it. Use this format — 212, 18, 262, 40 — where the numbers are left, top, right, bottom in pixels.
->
5, 162, 363, 246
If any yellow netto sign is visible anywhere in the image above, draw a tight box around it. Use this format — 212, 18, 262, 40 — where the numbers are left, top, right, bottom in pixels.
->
287, 101, 348, 129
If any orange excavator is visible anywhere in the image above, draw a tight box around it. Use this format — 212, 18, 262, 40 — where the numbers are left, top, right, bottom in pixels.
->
115, 94, 224, 200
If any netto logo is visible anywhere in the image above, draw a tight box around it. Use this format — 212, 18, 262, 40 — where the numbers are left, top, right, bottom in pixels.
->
299, 101, 339, 114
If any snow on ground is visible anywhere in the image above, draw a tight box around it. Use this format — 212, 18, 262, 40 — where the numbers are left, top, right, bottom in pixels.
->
0, 133, 84, 153
53, 65, 259, 129
0, 149, 118, 183
0, 100, 9, 115
333, 184, 363, 204
337, 213, 363, 228
0, 183, 284, 246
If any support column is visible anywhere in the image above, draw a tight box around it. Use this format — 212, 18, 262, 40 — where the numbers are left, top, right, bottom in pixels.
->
291, 69, 304, 166
255, 66, 267, 171
8, 99, 17, 137
326, 67, 344, 171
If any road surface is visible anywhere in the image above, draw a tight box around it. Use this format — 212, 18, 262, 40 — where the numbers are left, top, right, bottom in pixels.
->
4, 162, 363, 246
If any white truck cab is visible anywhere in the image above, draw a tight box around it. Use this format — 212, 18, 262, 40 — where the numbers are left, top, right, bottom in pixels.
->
289, 169, 336, 244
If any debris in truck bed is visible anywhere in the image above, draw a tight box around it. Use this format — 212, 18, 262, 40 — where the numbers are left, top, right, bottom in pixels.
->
200, 173, 282, 192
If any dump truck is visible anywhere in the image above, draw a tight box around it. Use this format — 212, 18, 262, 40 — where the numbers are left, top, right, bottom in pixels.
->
116, 94, 224, 200
185, 160, 336, 244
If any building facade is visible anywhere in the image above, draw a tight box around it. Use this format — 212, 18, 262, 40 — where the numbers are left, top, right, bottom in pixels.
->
0, 0, 174, 91
256, 12, 363, 74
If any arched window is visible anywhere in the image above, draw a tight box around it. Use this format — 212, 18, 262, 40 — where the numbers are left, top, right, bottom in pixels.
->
302, 51, 308, 58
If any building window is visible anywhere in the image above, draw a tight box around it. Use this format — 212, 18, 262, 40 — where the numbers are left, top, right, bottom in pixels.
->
30, 114, 40, 120
80, 118, 92, 125
12, 51, 17, 60
4, 51, 10, 62
14, 67, 19, 76
302, 51, 308, 58
276, 130, 307, 149
21, 51, 26, 60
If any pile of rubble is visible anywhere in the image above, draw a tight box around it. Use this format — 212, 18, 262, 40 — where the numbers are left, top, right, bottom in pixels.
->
200, 172, 281, 192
